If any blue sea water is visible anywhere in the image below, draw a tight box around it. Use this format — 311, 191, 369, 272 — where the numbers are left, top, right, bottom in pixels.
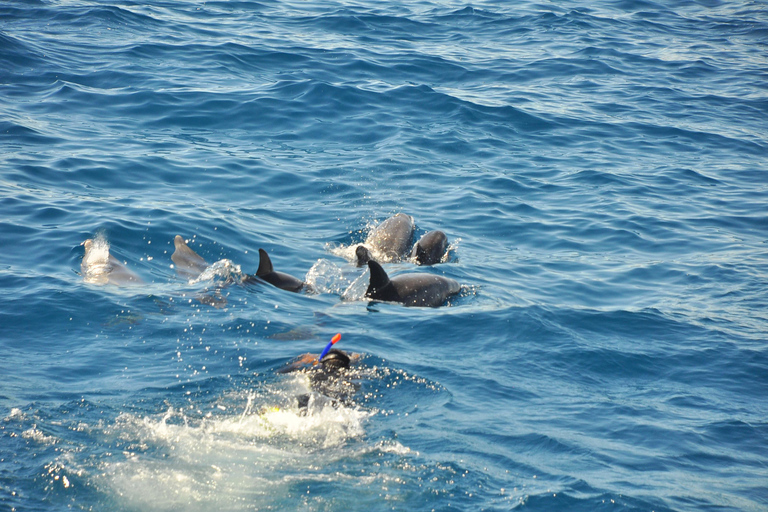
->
2, 0, 767, 510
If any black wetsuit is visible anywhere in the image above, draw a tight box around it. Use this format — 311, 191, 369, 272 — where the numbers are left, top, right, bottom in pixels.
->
282, 349, 359, 410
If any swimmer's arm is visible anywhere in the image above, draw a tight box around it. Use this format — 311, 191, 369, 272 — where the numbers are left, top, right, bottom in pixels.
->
276, 353, 319, 373
296, 353, 319, 365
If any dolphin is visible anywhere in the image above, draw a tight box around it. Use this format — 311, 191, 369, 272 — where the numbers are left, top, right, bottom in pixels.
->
355, 213, 414, 265
171, 235, 209, 278
170, 235, 235, 307
81, 238, 143, 286
410, 230, 448, 266
243, 248, 306, 292
355, 245, 374, 266
365, 260, 460, 307
171, 237, 305, 293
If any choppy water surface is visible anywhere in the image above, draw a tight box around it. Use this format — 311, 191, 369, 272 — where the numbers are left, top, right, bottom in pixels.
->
1, 1, 767, 510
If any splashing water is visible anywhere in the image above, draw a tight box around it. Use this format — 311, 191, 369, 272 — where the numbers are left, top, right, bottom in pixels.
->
80, 234, 112, 285
85, 374, 374, 512
191, 259, 245, 286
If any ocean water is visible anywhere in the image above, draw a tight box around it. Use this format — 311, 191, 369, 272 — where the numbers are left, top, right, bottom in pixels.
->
1, 0, 767, 510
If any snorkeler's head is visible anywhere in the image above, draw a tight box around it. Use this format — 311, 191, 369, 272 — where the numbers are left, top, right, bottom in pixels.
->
320, 348, 350, 371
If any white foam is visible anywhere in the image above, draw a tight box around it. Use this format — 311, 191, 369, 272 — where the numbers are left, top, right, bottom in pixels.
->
327, 242, 363, 263
330, 241, 403, 265
190, 259, 244, 285
444, 237, 461, 263
94, 379, 373, 511
22, 427, 57, 445
81, 234, 112, 284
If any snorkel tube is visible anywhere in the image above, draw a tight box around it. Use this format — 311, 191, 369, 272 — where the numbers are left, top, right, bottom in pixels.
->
318, 333, 341, 361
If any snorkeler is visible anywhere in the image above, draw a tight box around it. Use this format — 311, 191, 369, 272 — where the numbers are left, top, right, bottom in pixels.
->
277, 335, 360, 411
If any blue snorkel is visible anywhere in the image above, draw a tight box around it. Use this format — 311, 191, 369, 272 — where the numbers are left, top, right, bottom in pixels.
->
318, 333, 341, 361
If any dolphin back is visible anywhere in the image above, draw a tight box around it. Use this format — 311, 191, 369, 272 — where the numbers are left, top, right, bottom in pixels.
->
365, 213, 414, 262
411, 230, 448, 265
366, 260, 458, 307
365, 259, 460, 307
390, 273, 460, 307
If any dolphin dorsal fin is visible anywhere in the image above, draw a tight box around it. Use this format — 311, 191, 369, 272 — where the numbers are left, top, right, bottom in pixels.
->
172, 235, 208, 267
368, 260, 390, 289
257, 248, 274, 276
366, 260, 400, 302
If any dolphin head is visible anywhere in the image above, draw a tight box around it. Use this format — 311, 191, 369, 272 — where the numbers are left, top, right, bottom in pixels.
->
355, 245, 373, 266
412, 242, 429, 265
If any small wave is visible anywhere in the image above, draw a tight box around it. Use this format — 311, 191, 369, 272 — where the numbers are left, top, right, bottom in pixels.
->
305, 258, 348, 295
190, 258, 244, 285
304, 256, 375, 301
22, 427, 57, 445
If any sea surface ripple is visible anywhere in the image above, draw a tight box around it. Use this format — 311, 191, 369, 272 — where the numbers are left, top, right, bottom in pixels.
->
1, 1, 767, 511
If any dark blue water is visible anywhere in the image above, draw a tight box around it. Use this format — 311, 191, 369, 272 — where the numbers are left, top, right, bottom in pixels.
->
2, 1, 767, 510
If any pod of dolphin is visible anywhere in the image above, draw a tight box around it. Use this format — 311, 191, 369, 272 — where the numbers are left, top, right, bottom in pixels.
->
81, 213, 462, 307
